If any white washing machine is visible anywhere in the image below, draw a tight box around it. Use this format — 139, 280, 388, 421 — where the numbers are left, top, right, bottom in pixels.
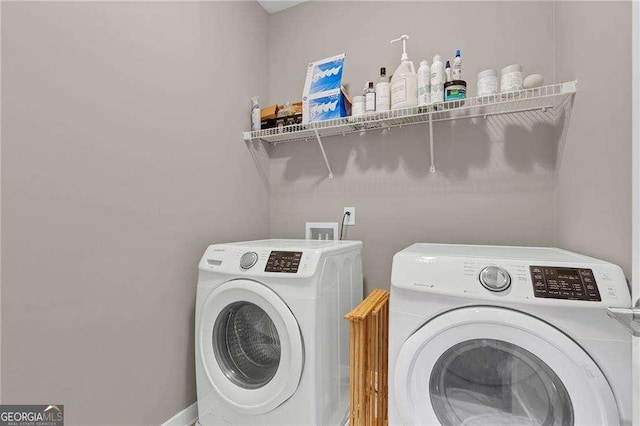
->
388, 243, 632, 426
195, 239, 363, 425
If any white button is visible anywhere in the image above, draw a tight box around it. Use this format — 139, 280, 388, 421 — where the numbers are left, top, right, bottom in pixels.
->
606, 285, 617, 298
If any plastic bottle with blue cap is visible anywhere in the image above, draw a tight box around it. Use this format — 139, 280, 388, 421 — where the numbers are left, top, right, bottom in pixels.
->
453, 50, 462, 80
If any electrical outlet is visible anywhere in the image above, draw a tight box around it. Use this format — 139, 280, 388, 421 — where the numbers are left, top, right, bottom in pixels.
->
343, 207, 356, 225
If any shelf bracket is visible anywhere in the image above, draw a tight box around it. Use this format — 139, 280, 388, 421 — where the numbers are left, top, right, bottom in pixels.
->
313, 127, 334, 179
428, 113, 436, 173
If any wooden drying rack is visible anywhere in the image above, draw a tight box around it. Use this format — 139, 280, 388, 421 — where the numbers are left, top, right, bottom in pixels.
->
344, 289, 390, 426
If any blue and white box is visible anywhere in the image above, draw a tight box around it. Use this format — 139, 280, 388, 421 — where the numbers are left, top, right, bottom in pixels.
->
306, 89, 349, 123
303, 53, 348, 124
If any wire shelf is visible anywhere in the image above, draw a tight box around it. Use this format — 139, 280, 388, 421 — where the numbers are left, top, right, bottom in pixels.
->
242, 81, 576, 145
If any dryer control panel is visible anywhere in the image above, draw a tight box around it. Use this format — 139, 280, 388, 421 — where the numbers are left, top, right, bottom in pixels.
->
530, 266, 601, 301
391, 244, 630, 307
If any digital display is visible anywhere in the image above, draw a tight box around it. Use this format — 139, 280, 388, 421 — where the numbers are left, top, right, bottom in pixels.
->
265, 251, 302, 273
530, 266, 600, 301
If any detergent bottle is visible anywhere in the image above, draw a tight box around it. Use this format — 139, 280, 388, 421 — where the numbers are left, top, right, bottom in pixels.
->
390, 35, 418, 110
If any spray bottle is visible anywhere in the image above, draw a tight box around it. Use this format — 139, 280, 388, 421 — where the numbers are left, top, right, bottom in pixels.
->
390, 35, 418, 110
453, 50, 462, 80
251, 96, 260, 131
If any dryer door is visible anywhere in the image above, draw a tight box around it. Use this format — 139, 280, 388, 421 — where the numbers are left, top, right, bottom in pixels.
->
394, 307, 620, 426
198, 279, 303, 414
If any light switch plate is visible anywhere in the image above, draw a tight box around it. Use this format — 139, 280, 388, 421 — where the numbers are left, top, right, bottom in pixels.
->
343, 207, 356, 225
305, 222, 339, 240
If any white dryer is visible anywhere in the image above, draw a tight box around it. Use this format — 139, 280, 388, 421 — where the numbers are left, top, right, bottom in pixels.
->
389, 243, 631, 426
195, 239, 362, 425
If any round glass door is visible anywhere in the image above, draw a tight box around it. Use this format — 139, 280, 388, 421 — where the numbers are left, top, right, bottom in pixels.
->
198, 279, 303, 414
213, 301, 281, 389
429, 339, 573, 426
393, 307, 620, 426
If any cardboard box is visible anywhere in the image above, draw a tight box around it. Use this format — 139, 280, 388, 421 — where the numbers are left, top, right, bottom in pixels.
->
261, 104, 278, 121
285, 114, 303, 126
340, 86, 352, 115
302, 53, 348, 124
305, 86, 351, 123
261, 114, 303, 131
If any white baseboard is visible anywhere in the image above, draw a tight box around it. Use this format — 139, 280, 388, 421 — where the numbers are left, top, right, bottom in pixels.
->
161, 402, 198, 426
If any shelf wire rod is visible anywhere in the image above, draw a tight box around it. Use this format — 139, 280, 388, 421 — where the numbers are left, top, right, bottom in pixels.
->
428, 113, 436, 173
430, 104, 556, 124
313, 127, 334, 179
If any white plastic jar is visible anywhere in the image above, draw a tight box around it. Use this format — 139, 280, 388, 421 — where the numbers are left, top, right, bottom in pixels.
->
352, 95, 366, 116
500, 64, 523, 93
477, 69, 498, 96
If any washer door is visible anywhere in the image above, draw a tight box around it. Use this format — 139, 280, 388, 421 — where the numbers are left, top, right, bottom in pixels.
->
394, 307, 620, 426
198, 279, 303, 414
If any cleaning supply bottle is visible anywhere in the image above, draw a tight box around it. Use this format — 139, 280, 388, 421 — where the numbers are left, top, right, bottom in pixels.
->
453, 50, 462, 80
390, 35, 418, 110
430, 54, 445, 104
417, 60, 431, 106
364, 81, 376, 112
251, 96, 260, 131
445, 61, 452, 82
376, 67, 391, 112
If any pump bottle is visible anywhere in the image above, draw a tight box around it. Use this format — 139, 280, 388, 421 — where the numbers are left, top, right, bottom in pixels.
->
390, 35, 418, 110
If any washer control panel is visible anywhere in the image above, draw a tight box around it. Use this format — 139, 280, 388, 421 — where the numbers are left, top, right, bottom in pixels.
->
530, 266, 601, 301
479, 266, 512, 292
265, 251, 302, 273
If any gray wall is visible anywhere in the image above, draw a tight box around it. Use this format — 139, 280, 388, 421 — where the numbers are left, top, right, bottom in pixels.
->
554, 1, 632, 278
268, 1, 560, 292
1, 2, 269, 424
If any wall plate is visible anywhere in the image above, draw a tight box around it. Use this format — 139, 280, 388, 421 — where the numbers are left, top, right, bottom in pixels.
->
343, 207, 356, 225
305, 222, 339, 240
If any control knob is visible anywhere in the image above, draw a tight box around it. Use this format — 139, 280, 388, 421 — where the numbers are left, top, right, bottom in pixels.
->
240, 252, 258, 270
479, 266, 511, 292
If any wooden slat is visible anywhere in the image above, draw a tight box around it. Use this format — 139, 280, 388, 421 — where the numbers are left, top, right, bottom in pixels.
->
382, 301, 389, 426
376, 308, 381, 426
345, 289, 390, 426
360, 319, 364, 425
349, 323, 357, 425
344, 289, 386, 320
